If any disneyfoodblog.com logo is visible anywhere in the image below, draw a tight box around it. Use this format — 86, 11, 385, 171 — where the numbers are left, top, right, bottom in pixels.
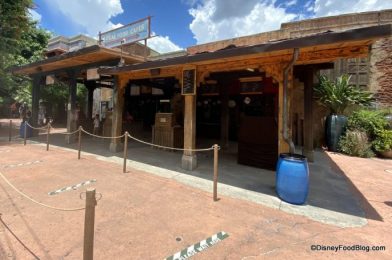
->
311, 244, 386, 252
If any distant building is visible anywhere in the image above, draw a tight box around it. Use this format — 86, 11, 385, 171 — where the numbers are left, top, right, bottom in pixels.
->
46, 34, 160, 58
46, 35, 97, 57
45, 34, 160, 121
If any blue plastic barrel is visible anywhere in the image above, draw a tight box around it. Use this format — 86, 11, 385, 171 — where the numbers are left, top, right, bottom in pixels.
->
276, 153, 309, 205
19, 122, 32, 138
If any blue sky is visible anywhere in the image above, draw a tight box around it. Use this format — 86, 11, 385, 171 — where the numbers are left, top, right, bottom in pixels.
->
31, 0, 392, 53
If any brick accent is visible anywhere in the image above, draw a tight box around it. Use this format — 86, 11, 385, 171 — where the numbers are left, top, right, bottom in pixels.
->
369, 36, 392, 106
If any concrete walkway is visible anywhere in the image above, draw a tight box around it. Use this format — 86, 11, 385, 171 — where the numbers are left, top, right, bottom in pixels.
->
1, 139, 391, 259
0, 122, 368, 228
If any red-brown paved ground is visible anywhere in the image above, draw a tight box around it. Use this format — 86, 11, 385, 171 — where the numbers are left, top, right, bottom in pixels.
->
0, 142, 391, 259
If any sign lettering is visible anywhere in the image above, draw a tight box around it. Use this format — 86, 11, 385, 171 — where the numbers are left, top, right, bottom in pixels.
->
101, 18, 150, 48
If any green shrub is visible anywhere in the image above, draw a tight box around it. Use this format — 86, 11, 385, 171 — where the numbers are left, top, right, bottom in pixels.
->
346, 110, 388, 138
373, 130, 392, 152
339, 130, 375, 158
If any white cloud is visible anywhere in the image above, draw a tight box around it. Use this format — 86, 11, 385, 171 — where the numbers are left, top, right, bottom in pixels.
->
147, 34, 183, 54
29, 9, 42, 22
43, 0, 123, 36
188, 0, 392, 44
111, 23, 124, 30
42, 0, 182, 54
189, 0, 297, 44
285, 0, 297, 7
313, 0, 392, 17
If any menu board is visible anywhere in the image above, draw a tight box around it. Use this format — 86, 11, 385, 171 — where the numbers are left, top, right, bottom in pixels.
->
182, 69, 196, 95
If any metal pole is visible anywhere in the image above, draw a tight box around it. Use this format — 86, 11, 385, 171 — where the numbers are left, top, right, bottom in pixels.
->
213, 144, 219, 201
8, 120, 12, 142
123, 131, 128, 173
46, 123, 50, 151
83, 188, 97, 260
144, 39, 147, 61
78, 126, 82, 159
23, 121, 27, 146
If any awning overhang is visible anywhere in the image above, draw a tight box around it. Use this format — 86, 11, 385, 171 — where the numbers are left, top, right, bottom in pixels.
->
98, 24, 392, 75
11, 45, 145, 76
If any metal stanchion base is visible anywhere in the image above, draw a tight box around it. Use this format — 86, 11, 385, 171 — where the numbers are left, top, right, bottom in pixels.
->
181, 154, 198, 171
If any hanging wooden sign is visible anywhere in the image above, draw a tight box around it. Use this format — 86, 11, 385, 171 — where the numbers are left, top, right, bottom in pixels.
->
46, 75, 55, 85
182, 68, 196, 95
87, 68, 100, 80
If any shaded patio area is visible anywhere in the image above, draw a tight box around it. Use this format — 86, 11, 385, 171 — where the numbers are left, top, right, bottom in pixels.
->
2, 122, 374, 228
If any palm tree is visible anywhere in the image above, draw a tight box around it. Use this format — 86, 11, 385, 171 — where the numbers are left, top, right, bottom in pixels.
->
314, 74, 374, 151
314, 74, 374, 115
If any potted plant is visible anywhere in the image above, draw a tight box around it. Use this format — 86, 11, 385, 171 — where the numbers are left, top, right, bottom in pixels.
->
314, 74, 374, 151
373, 129, 392, 158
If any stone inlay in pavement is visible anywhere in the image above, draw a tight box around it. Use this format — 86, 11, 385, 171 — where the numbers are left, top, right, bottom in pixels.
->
3, 160, 42, 168
384, 169, 392, 174
48, 179, 97, 196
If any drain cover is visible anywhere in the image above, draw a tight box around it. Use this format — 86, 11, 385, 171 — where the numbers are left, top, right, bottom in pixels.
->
175, 237, 182, 242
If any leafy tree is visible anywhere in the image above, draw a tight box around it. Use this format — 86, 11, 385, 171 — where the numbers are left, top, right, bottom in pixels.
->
0, 0, 34, 105
0, 0, 33, 55
0, 2, 51, 114
1, 2, 87, 120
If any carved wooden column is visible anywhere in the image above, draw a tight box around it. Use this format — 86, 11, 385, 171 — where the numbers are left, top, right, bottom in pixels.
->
220, 79, 229, 149
85, 81, 96, 121
66, 70, 78, 144
182, 67, 199, 170
31, 75, 42, 132
182, 94, 197, 170
260, 63, 291, 155
110, 75, 126, 152
303, 66, 314, 162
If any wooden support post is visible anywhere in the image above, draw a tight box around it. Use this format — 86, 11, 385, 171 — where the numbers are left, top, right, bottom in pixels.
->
182, 95, 197, 170
303, 66, 314, 162
78, 126, 82, 159
213, 144, 219, 201
66, 70, 78, 144
31, 75, 41, 136
220, 83, 229, 149
46, 123, 50, 151
123, 131, 128, 173
85, 81, 96, 127
24, 122, 27, 146
83, 188, 97, 260
110, 76, 125, 152
8, 120, 12, 142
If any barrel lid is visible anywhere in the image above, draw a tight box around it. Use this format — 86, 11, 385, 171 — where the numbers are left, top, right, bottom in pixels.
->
279, 153, 307, 162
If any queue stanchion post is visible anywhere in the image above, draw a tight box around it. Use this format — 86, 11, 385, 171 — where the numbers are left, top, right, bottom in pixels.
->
78, 126, 82, 159
123, 131, 128, 173
8, 120, 12, 142
46, 123, 50, 151
213, 144, 219, 201
83, 188, 97, 260
23, 121, 27, 146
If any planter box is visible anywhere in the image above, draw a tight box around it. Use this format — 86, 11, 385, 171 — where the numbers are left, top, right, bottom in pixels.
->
380, 150, 392, 159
